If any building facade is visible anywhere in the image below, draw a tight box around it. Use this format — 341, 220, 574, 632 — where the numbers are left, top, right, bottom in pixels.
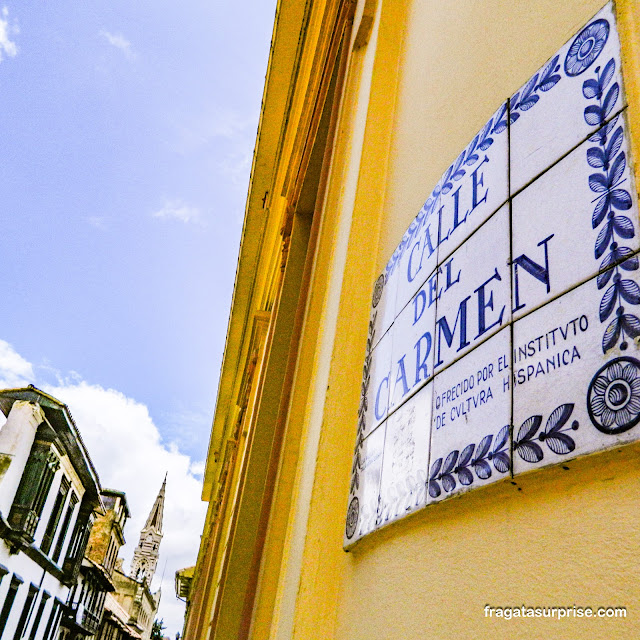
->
0, 388, 102, 640
59, 489, 130, 640
183, 0, 640, 639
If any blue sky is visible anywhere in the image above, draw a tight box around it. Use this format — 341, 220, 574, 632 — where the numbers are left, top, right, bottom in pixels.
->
0, 0, 276, 633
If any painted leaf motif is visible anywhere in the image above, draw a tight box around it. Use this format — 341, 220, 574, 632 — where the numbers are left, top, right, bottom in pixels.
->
492, 451, 510, 474
518, 73, 540, 110
473, 459, 492, 480
595, 220, 613, 258
544, 403, 574, 434
589, 117, 619, 144
597, 255, 615, 289
459, 443, 475, 467
451, 150, 467, 181
429, 457, 442, 480
441, 473, 456, 493
589, 172, 608, 193
516, 441, 544, 463
544, 433, 576, 455
539, 56, 560, 89
475, 434, 493, 460
509, 111, 520, 125
622, 314, 640, 338
613, 216, 635, 239
478, 135, 494, 151
584, 105, 603, 126
619, 279, 640, 305
603, 315, 621, 352
493, 104, 508, 133
602, 83, 620, 120
519, 94, 539, 111
599, 283, 617, 322
457, 467, 474, 486
600, 58, 616, 93
493, 425, 510, 452
539, 74, 561, 91
587, 146, 605, 168
582, 78, 600, 99
519, 74, 538, 103
619, 249, 639, 271
609, 152, 626, 186
611, 189, 632, 211
442, 450, 459, 475
428, 480, 441, 499
517, 415, 542, 442
592, 195, 609, 228
606, 126, 624, 163
465, 135, 480, 166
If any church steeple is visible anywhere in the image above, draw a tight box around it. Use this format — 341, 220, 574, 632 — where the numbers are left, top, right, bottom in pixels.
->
130, 475, 166, 584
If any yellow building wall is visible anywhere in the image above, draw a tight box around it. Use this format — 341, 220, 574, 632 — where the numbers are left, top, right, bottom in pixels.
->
263, 1, 640, 639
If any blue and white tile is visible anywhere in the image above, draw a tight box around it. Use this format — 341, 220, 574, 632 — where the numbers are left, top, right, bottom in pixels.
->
512, 111, 639, 320
510, 3, 626, 194
359, 326, 393, 439
394, 195, 442, 315
388, 270, 437, 413
369, 265, 399, 351
378, 385, 432, 526
513, 268, 640, 476
344, 423, 386, 547
433, 204, 511, 373
436, 102, 509, 264
428, 327, 512, 504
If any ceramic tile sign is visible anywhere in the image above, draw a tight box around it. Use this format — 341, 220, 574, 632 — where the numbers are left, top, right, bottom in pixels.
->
510, 2, 625, 193
387, 271, 437, 413
433, 204, 510, 373
345, 423, 386, 546
512, 271, 640, 476
378, 387, 432, 527
512, 112, 639, 320
389, 101, 509, 317
346, 2, 639, 547
429, 328, 511, 504
358, 328, 393, 440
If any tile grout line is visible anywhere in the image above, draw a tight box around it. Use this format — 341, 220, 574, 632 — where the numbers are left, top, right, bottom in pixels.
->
507, 95, 517, 484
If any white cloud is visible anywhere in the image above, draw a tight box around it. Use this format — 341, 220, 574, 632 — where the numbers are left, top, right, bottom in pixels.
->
0, 340, 34, 387
153, 199, 202, 224
0, 341, 206, 636
0, 7, 19, 63
100, 30, 134, 59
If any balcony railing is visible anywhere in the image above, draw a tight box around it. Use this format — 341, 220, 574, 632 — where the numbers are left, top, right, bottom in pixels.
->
81, 608, 101, 634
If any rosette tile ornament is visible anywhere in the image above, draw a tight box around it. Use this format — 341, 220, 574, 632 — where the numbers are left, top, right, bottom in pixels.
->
564, 19, 610, 77
588, 357, 640, 434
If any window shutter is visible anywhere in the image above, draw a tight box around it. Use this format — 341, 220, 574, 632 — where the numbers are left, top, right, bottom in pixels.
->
8, 443, 60, 541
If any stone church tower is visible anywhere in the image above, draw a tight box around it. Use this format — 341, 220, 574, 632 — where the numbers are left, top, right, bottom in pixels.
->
130, 475, 165, 584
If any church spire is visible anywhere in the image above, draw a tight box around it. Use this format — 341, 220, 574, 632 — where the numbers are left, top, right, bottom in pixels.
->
130, 475, 166, 584
145, 473, 166, 533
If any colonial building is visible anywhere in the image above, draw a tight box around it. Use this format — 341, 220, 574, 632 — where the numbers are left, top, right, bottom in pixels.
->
0, 387, 102, 640
182, 0, 640, 638
59, 490, 130, 640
